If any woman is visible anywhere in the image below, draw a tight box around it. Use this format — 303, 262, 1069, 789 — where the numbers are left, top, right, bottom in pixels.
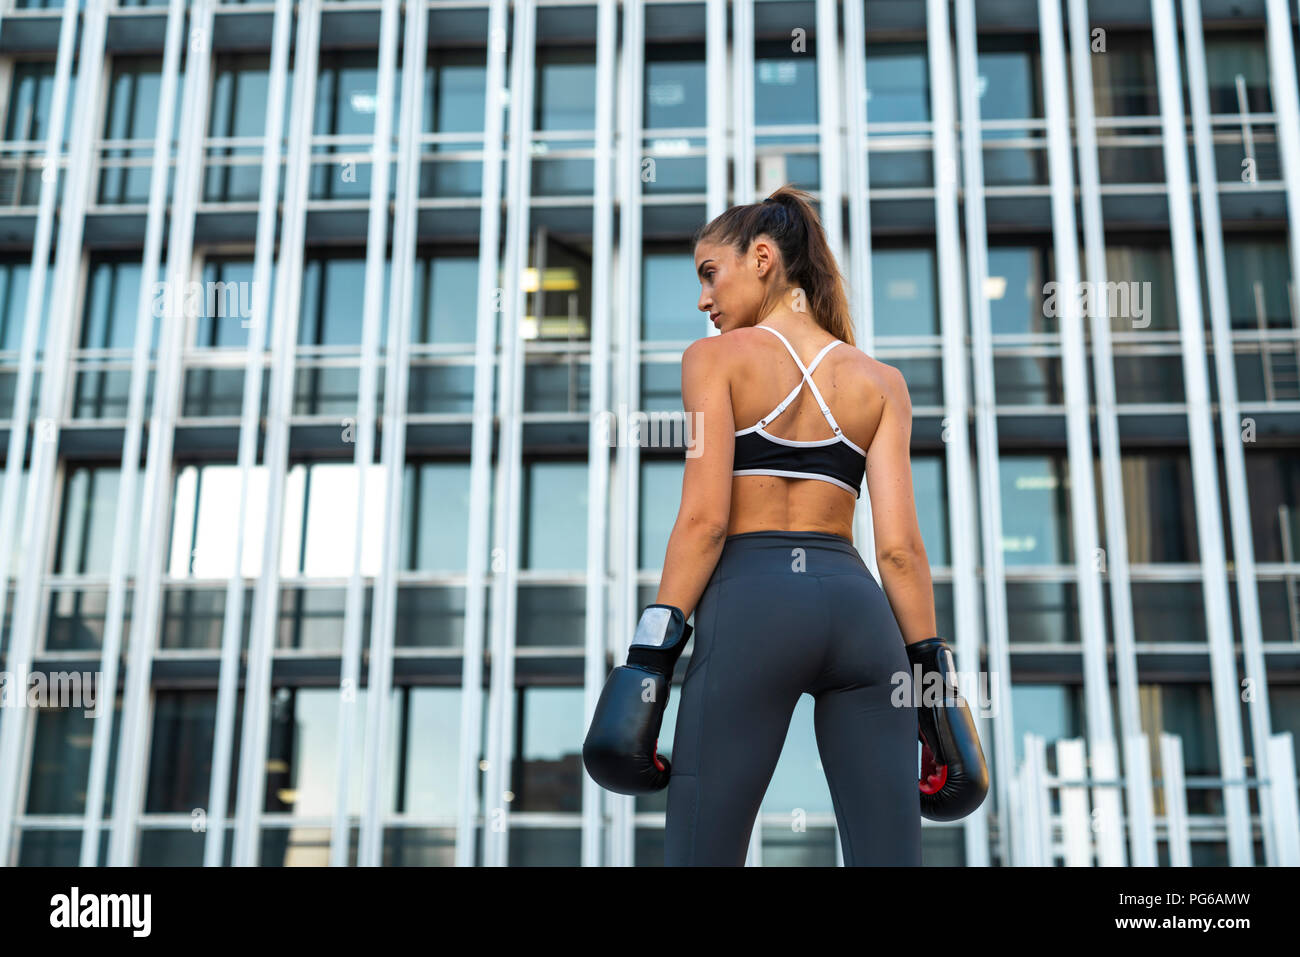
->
583, 184, 986, 866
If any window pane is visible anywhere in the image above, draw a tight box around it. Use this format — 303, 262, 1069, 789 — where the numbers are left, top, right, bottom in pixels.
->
522, 461, 587, 570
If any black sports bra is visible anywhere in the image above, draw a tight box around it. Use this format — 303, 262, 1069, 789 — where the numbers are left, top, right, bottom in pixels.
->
731, 324, 867, 497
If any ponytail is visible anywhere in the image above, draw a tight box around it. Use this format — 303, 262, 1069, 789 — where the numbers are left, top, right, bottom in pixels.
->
691, 183, 856, 346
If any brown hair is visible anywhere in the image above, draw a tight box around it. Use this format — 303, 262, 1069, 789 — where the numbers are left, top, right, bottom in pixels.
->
691, 183, 855, 346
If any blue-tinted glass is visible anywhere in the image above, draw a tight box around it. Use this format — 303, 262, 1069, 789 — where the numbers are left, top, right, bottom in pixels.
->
865, 44, 929, 125
523, 461, 587, 570
1204, 35, 1271, 113
999, 454, 1071, 565
402, 461, 471, 572
639, 458, 683, 569
396, 688, 462, 816
645, 56, 706, 129
872, 248, 937, 337
314, 52, 379, 136
25, 698, 121, 815
1224, 239, 1291, 329
642, 252, 702, 341
55, 465, 133, 575
536, 53, 597, 130
755, 50, 818, 125
513, 686, 584, 812
299, 257, 367, 346
986, 247, 1041, 336
425, 58, 487, 134
1010, 684, 1082, 766
81, 258, 150, 352
977, 51, 1036, 123
412, 256, 478, 344
0, 260, 54, 355
195, 258, 277, 348
210, 55, 271, 138
910, 455, 948, 566
5, 60, 78, 145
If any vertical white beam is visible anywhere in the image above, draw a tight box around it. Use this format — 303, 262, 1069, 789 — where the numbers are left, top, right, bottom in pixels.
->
483, 0, 537, 868
1266, 732, 1300, 864
109, 0, 216, 868
1265, 0, 1300, 313
205, 0, 294, 868
233, 0, 322, 867
928, 0, 1006, 865
814, 0, 842, 266
334, 0, 399, 867
1183, 0, 1277, 865
457, 0, 510, 868
1151, 0, 1252, 866
0, 0, 81, 866
581, 0, 617, 868
842, 0, 876, 566
1160, 731, 1191, 866
1056, 739, 1092, 865
357, 0, 425, 868
81, 0, 187, 867
1038, 0, 1124, 867
0, 0, 110, 868
706, 0, 726, 219
953, 0, 999, 869
1066, 0, 1154, 866
733, 0, 754, 202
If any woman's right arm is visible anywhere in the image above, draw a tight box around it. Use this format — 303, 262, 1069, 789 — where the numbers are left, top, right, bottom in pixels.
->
864, 365, 939, 647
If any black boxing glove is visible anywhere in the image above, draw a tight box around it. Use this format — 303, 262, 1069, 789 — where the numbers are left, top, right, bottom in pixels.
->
582, 604, 692, 795
907, 636, 989, 821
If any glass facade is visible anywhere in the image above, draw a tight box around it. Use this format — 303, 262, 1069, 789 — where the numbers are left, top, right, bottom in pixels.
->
0, 0, 1297, 867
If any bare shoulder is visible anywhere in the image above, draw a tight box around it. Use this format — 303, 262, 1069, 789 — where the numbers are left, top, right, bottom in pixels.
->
837, 344, 907, 405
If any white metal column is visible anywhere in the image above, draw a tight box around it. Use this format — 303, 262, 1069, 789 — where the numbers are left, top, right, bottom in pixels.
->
204, 0, 294, 868
357, 0, 427, 868
1183, 0, 1277, 865
0, 0, 81, 866
1065, 0, 1155, 866
1037, 0, 1124, 866
0, 0, 110, 868
482, 0, 537, 867
927, 0, 1008, 866
953, 0, 1001, 869
1151, 0, 1252, 866
81, 0, 187, 867
335, 0, 400, 867
109, 0, 217, 868
1265, 0, 1300, 312
232, 0, 323, 867
456, 0, 511, 867
581, 0, 617, 867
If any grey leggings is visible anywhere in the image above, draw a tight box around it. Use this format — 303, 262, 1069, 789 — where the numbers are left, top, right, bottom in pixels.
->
664, 530, 922, 866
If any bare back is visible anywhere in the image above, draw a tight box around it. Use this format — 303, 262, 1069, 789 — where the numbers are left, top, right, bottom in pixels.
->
725, 323, 894, 542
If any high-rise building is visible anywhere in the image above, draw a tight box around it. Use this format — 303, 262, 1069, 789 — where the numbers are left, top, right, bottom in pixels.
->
0, 0, 1297, 867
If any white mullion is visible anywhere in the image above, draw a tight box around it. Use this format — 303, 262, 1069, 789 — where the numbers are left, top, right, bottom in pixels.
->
1151, 0, 1252, 866
1066, 0, 1153, 866
456, 0, 510, 868
1037, 0, 1123, 866
232, 0, 322, 867
357, 0, 426, 868
0, 0, 81, 866
1186, 0, 1276, 863
953, 0, 997, 869
814, 0, 842, 267
927, 0, 1007, 865
483, 0, 537, 868
733, 0, 753, 202
333, 0, 399, 868
80, 0, 186, 868
843, 0, 876, 567
1266, 0, 1300, 314
205, 0, 295, 868
0, 0, 110, 869
581, 0, 616, 868
108, 0, 216, 868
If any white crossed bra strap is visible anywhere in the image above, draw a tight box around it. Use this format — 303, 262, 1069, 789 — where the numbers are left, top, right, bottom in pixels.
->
734, 325, 866, 457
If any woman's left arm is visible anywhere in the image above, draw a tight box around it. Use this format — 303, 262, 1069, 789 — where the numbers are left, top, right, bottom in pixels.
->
653, 336, 735, 621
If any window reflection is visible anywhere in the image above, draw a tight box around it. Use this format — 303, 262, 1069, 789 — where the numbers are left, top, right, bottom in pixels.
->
510, 686, 584, 813
999, 454, 1072, 566
522, 460, 587, 570
872, 248, 938, 338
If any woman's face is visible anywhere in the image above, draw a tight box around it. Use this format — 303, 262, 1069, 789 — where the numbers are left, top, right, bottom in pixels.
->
694, 239, 772, 334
